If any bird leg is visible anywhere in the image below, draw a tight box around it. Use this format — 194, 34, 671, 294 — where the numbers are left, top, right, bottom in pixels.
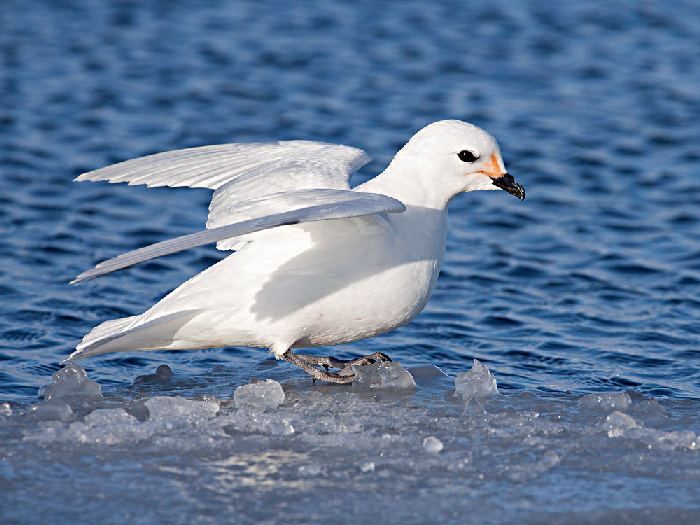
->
281, 350, 392, 384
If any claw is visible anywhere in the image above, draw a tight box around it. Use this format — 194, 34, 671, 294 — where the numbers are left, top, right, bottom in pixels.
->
282, 350, 393, 384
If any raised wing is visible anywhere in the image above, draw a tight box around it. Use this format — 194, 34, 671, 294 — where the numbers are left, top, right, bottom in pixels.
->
71, 190, 405, 284
76, 140, 373, 251
75, 141, 370, 190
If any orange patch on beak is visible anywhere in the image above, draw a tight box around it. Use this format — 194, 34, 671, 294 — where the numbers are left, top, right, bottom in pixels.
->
481, 153, 506, 179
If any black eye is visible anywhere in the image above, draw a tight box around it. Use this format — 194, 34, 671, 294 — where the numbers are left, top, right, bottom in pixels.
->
458, 150, 479, 163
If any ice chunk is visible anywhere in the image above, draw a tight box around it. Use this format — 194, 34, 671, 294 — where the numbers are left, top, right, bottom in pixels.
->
351, 362, 416, 390
603, 411, 699, 450
422, 436, 444, 454
82, 408, 137, 427
68, 409, 141, 445
145, 396, 220, 423
233, 379, 285, 410
28, 400, 74, 422
39, 364, 102, 403
455, 359, 498, 399
579, 392, 631, 411
604, 411, 639, 437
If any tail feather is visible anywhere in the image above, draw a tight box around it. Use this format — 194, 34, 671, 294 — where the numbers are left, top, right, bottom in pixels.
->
66, 310, 202, 362
77, 316, 140, 351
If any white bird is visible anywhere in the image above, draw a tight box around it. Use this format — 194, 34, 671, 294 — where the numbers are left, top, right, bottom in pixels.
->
68, 120, 524, 383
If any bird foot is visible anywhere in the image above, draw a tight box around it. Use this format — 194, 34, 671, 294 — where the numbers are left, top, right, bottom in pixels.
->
282, 350, 392, 384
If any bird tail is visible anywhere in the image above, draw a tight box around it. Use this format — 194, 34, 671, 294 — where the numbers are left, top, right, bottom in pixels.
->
65, 310, 201, 362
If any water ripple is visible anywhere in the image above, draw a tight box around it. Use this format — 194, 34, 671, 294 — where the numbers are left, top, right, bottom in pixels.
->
1, 0, 700, 404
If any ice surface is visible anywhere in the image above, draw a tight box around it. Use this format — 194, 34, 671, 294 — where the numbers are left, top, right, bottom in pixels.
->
604, 410, 639, 437
227, 409, 296, 435
233, 379, 285, 410
3, 361, 700, 524
454, 359, 499, 399
579, 392, 632, 411
27, 400, 74, 422
604, 410, 699, 451
351, 361, 417, 390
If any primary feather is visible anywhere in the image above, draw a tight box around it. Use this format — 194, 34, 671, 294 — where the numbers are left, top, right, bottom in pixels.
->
71, 189, 405, 283
76, 140, 373, 252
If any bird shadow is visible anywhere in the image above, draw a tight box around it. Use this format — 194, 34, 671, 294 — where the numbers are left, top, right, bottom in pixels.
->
248, 204, 448, 323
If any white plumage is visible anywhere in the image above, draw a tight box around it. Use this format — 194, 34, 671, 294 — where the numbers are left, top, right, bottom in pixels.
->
68, 120, 524, 381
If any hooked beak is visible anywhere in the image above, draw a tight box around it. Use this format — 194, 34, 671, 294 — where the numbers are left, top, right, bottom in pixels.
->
479, 153, 525, 201
492, 173, 525, 201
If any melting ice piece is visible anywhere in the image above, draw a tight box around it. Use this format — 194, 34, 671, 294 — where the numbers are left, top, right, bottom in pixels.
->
67, 409, 142, 446
145, 396, 220, 423
39, 364, 102, 403
603, 411, 699, 450
579, 392, 631, 411
351, 362, 416, 390
604, 411, 639, 438
454, 359, 498, 399
234, 379, 285, 410
28, 400, 74, 422
422, 436, 444, 454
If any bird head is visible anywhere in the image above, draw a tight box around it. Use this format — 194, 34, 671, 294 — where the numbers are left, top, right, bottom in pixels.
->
393, 120, 525, 204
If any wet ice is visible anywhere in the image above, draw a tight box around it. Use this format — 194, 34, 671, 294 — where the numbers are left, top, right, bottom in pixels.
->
27, 364, 103, 421
38, 364, 102, 404
27, 400, 74, 422
2, 361, 700, 524
233, 379, 285, 410
579, 392, 632, 411
454, 359, 499, 399
351, 361, 417, 390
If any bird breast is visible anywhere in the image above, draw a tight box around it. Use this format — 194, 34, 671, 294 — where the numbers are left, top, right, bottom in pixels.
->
290, 205, 449, 346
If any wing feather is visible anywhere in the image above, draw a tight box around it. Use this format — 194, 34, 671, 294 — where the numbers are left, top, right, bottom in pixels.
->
71, 190, 405, 284
76, 141, 370, 190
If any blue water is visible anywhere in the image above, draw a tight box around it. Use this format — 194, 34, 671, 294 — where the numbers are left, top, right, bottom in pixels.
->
2, 0, 699, 401
1, 1, 700, 523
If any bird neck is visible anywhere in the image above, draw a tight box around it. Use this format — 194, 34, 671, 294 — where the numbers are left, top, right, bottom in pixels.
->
357, 161, 457, 210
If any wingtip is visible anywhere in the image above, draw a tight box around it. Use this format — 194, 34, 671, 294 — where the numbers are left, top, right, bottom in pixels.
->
60, 349, 80, 365
70, 267, 100, 284
69, 272, 85, 285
